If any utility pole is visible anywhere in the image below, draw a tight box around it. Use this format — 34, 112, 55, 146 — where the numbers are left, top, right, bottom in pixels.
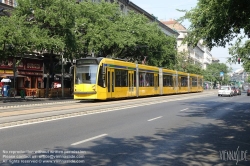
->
61, 54, 64, 98
13, 58, 16, 98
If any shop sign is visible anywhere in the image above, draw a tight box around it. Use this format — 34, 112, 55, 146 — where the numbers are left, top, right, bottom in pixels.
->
19, 71, 43, 76
5, 70, 13, 74
0, 60, 13, 67
26, 63, 41, 70
0, 70, 13, 74
0, 60, 24, 69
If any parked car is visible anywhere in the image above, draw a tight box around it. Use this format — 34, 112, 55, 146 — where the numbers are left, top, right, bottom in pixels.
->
218, 86, 234, 97
247, 88, 250, 96
235, 87, 241, 95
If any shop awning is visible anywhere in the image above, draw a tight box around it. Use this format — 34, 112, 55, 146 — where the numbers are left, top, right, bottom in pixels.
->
1, 78, 11, 82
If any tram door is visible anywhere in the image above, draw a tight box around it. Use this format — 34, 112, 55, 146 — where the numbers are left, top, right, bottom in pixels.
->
107, 68, 114, 98
128, 71, 134, 96
154, 73, 158, 94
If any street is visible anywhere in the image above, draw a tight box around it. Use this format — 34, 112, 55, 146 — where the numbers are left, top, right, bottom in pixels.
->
0, 91, 250, 166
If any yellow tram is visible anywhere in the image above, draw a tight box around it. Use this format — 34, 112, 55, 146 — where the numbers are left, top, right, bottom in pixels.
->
74, 57, 203, 100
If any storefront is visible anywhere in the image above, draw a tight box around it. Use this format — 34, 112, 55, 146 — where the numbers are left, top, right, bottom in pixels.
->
0, 58, 44, 96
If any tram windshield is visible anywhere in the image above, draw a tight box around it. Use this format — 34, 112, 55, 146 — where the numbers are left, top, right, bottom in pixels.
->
75, 65, 98, 84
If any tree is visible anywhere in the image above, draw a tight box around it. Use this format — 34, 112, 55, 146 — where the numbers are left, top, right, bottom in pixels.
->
0, 14, 56, 60
172, 51, 204, 74
228, 40, 250, 72
179, 0, 250, 68
1, 0, 178, 72
202, 63, 231, 85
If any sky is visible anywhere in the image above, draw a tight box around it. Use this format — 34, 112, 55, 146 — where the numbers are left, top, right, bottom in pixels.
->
131, 0, 243, 72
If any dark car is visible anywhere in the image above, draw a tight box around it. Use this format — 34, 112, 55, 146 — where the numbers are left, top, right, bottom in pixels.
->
247, 88, 250, 96
235, 87, 241, 95
231, 87, 237, 96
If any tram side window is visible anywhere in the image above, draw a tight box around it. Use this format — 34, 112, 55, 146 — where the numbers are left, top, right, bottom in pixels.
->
199, 79, 203, 86
163, 75, 173, 87
181, 77, 188, 87
98, 65, 104, 87
158, 74, 159, 87
115, 69, 128, 87
192, 78, 197, 86
145, 73, 154, 86
139, 72, 145, 87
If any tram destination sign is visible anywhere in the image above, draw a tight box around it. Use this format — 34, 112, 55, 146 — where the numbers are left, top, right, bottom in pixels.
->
76, 59, 98, 65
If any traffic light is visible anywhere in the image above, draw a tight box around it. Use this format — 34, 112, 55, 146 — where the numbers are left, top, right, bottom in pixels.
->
238, 58, 241, 64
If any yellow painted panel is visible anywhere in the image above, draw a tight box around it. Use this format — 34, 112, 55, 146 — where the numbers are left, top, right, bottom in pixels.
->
139, 87, 156, 96
162, 87, 176, 94
178, 87, 189, 93
190, 87, 199, 92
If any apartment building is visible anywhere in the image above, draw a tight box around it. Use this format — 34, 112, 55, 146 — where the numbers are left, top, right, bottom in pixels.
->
0, 0, 16, 7
161, 19, 213, 69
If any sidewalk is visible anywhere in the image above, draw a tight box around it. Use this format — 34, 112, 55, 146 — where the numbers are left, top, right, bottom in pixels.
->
0, 96, 74, 108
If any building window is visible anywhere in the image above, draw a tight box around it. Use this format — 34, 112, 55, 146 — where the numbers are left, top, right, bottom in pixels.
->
120, 4, 124, 12
10, 0, 13, 6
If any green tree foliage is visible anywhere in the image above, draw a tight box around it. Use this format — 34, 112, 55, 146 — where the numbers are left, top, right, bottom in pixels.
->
179, 0, 250, 71
0, 14, 56, 60
173, 51, 204, 75
203, 63, 231, 85
229, 40, 250, 72
15, 0, 78, 58
180, 0, 250, 49
0, 0, 177, 68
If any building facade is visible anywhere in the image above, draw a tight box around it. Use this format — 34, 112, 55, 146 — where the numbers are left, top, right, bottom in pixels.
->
0, 0, 17, 7
161, 19, 213, 69
118, 0, 179, 37
0, 1, 44, 96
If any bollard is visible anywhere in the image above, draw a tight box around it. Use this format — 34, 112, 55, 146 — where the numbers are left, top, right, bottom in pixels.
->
20, 90, 26, 99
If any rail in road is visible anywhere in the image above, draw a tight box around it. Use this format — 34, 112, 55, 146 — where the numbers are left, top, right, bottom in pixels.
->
0, 90, 217, 129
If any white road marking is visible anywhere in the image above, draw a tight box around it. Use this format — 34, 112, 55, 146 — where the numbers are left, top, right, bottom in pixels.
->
71, 134, 108, 146
180, 108, 189, 112
148, 116, 162, 121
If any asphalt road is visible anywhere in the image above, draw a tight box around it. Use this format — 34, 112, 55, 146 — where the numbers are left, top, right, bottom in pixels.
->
0, 91, 250, 166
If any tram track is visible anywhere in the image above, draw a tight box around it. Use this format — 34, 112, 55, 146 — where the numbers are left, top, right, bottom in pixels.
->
0, 91, 214, 114
0, 92, 216, 129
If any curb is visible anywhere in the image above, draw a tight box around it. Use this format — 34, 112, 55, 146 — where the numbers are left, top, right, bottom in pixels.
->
0, 100, 76, 109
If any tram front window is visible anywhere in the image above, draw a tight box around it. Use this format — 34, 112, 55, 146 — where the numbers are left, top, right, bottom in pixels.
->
75, 65, 98, 84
